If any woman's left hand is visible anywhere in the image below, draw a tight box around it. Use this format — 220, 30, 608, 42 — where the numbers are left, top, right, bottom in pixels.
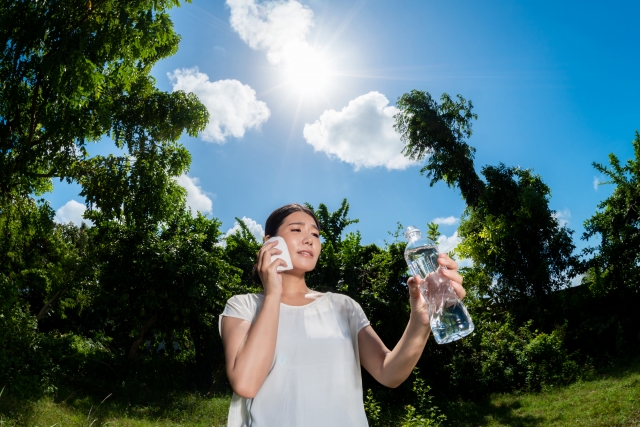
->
406, 253, 465, 326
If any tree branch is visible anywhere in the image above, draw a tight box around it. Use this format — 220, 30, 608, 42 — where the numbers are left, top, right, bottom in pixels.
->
27, 78, 41, 145
128, 312, 159, 360
37, 288, 67, 321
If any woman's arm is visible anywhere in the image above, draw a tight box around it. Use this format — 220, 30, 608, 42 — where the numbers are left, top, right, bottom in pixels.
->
220, 240, 286, 398
358, 254, 465, 388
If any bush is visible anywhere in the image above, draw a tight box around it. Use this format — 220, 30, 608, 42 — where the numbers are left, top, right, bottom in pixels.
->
0, 305, 56, 398
447, 315, 580, 394
401, 369, 446, 427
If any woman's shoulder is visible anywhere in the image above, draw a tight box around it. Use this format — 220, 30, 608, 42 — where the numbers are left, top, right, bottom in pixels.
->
327, 292, 363, 309
225, 292, 265, 309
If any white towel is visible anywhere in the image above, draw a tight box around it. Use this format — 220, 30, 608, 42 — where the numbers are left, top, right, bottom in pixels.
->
266, 236, 293, 272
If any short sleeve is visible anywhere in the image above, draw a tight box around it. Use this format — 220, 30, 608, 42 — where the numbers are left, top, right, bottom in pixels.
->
350, 299, 370, 333
218, 293, 264, 336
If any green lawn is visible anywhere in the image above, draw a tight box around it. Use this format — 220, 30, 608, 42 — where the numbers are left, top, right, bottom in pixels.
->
0, 390, 231, 427
1, 360, 638, 426
445, 359, 640, 427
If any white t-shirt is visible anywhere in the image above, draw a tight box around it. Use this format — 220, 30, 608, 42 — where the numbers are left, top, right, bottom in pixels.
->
219, 292, 371, 427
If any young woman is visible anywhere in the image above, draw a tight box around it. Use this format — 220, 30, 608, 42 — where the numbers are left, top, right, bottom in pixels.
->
219, 204, 466, 426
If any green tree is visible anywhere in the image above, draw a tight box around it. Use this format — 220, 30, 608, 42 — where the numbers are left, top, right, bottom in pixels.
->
394, 91, 578, 307
0, 0, 216, 392
0, 0, 208, 199
394, 90, 483, 207
456, 165, 577, 305
582, 131, 640, 296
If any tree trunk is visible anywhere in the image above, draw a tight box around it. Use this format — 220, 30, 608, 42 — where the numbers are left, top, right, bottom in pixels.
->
128, 312, 158, 360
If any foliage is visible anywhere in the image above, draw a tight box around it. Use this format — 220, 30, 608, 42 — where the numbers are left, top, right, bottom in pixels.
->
400, 369, 446, 427
0, 0, 217, 395
394, 90, 483, 207
222, 218, 263, 293
0, 196, 89, 397
0, 0, 208, 199
364, 389, 383, 427
426, 222, 441, 242
582, 131, 640, 296
395, 90, 578, 315
446, 315, 581, 394
456, 165, 578, 307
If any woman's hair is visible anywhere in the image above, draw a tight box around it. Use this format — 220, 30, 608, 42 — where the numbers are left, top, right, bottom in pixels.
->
264, 203, 321, 237
252, 203, 321, 284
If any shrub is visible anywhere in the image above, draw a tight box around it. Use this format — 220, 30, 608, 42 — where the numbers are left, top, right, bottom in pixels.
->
447, 315, 580, 394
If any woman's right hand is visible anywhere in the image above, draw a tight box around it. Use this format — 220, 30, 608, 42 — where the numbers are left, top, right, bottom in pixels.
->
256, 237, 287, 297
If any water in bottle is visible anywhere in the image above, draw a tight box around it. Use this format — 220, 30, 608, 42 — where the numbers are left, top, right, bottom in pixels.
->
404, 226, 474, 344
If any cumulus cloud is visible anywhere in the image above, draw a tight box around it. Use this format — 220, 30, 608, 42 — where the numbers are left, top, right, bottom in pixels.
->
433, 216, 459, 226
435, 231, 472, 268
457, 258, 474, 268
175, 174, 213, 216
570, 274, 585, 288
168, 67, 270, 143
303, 92, 416, 170
437, 231, 462, 254
553, 208, 571, 227
54, 200, 91, 226
593, 176, 600, 190
227, 0, 315, 66
223, 217, 265, 242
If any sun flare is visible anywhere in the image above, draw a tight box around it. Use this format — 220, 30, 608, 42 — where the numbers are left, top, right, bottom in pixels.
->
281, 44, 333, 96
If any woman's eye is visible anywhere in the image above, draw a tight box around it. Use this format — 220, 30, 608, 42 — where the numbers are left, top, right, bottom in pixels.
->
312, 233, 320, 238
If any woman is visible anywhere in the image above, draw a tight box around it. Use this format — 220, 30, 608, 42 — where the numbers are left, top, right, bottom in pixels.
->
219, 204, 466, 426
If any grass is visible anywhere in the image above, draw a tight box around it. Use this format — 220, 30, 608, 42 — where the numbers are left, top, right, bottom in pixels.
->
0, 388, 231, 427
1, 360, 638, 426
444, 359, 640, 427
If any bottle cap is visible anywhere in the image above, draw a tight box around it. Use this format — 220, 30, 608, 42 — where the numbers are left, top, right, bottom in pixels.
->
404, 226, 421, 242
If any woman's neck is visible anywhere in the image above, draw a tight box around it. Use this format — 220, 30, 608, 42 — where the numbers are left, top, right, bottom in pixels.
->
280, 272, 310, 297
278, 273, 322, 306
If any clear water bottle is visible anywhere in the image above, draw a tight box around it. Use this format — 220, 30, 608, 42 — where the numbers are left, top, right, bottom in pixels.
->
404, 226, 474, 344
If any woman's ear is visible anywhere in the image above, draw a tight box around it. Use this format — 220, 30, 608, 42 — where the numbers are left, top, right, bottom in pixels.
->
263, 235, 271, 243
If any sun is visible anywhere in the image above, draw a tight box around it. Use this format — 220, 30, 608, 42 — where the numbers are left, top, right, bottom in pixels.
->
281, 44, 333, 96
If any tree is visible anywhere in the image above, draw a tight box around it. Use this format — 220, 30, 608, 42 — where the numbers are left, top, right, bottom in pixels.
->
456, 164, 577, 305
0, 0, 217, 392
394, 91, 578, 308
394, 90, 483, 207
0, 0, 208, 199
582, 131, 640, 296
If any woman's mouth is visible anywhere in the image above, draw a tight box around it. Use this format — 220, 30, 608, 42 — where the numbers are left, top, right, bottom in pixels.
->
298, 250, 313, 257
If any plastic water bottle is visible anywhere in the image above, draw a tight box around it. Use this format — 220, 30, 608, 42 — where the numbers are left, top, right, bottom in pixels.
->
404, 226, 474, 344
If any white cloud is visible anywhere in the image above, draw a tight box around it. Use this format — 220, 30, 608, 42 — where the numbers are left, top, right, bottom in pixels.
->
435, 231, 473, 268
553, 208, 571, 227
433, 216, 459, 226
437, 231, 462, 254
168, 67, 270, 143
593, 176, 600, 190
570, 274, 585, 288
175, 174, 213, 216
303, 92, 416, 170
227, 0, 315, 66
457, 258, 474, 268
54, 200, 91, 226
223, 217, 265, 242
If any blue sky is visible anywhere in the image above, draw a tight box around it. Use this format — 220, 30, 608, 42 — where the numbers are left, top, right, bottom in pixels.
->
50, 0, 640, 255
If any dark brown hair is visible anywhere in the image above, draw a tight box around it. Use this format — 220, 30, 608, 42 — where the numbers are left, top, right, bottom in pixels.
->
264, 203, 321, 238
252, 203, 321, 284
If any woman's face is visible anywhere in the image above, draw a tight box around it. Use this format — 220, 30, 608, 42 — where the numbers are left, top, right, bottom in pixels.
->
271, 211, 321, 273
